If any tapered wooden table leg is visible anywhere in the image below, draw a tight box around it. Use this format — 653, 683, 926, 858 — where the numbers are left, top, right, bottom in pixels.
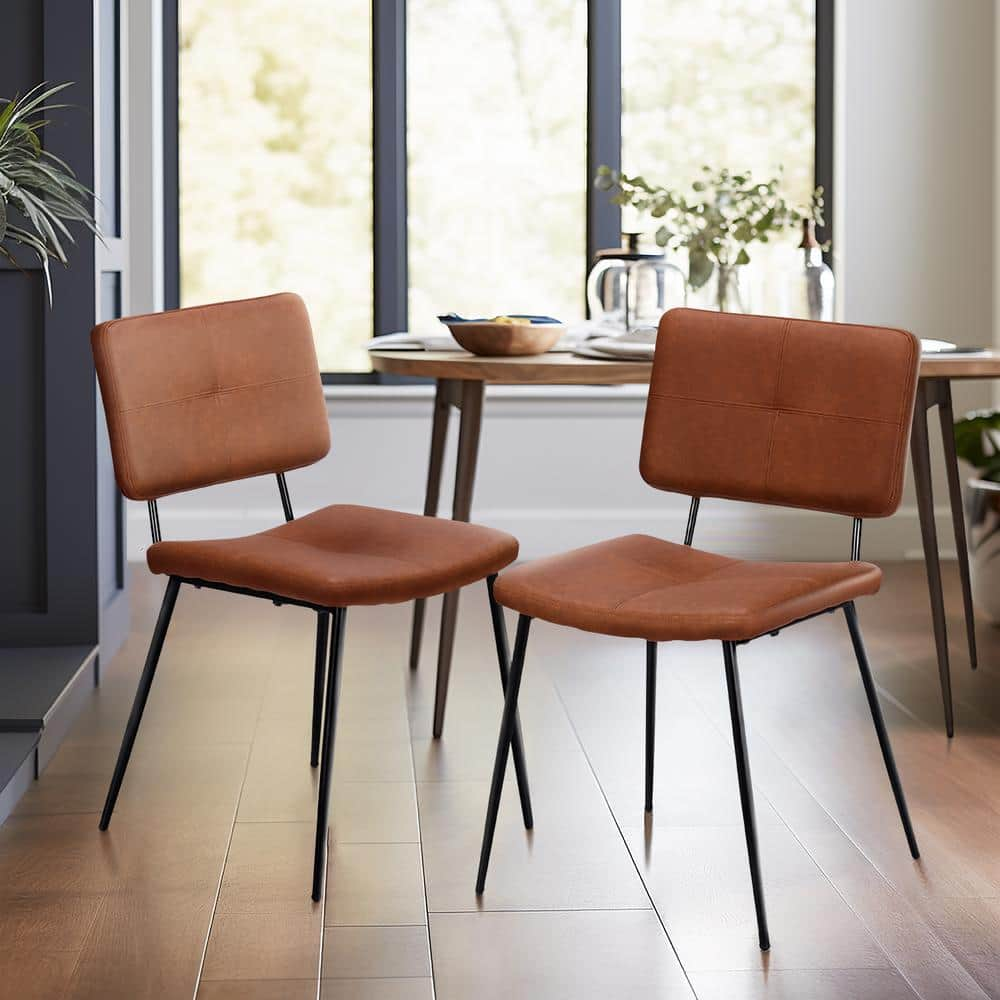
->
409, 379, 454, 671
433, 380, 484, 738
910, 380, 955, 737
936, 379, 978, 670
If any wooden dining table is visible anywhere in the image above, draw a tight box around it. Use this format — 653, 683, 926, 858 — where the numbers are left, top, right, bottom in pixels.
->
370, 348, 1000, 738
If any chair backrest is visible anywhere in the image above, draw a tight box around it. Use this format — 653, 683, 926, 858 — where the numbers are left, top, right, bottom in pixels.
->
640, 308, 920, 518
92, 292, 330, 501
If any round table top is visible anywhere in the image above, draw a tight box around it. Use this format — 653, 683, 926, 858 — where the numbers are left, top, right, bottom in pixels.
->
369, 349, 1000, 384
368, 350, 653, 384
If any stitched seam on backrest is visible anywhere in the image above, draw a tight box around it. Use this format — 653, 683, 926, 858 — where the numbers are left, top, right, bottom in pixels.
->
206, 309, 235, 486
645, 393, 900, 426
762, 320, 791, 491
118, 372, 318, 413
647, 313, 918, 517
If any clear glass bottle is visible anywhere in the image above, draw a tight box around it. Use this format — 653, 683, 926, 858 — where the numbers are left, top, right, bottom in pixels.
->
794, 219, 835, 321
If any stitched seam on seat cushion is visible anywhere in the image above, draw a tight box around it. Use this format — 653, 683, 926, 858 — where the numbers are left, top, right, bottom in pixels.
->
606, 560, 736, 612
645, 393, 900, 426
178, 535, 436, 572
119, 371, 318, 413
611, 565, 877, 623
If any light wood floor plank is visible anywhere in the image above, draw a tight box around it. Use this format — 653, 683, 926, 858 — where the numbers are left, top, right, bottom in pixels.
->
197, 979, 317, 999
0, 950, 80, 1000
200, 821, 323, 983
416, 751, 651, 913
688, 969, 916, 1000
321, 979, 434, 1000
324, 843, 427, 927
65, 887, 217, 1000
321, 925, 431, 979
429, 910, 694, 1000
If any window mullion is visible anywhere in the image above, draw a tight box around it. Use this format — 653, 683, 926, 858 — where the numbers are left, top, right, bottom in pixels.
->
815, 0, 835, 267
586, 0, 622, 307
373, 0, 408, 337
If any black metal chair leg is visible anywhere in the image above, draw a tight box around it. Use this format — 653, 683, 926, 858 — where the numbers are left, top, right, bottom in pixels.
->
312, 607, 346, 901
486, 576, 533, 829
722, 640, 770, 951
476, 614, 531, 895
645, 641, 657, 812
99, 576, 181, 831
310, 611, 331, 767
843, 602, 920, 859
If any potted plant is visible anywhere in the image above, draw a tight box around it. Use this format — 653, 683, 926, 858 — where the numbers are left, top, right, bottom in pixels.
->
0, 82, 98, 301
595, 164, 825, 313
954, 409, 1000, 622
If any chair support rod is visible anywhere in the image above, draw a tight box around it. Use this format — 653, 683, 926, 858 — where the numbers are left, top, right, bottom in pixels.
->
147, 500, 162, 544
277, 472, 294, 522
684, 497, 700, 546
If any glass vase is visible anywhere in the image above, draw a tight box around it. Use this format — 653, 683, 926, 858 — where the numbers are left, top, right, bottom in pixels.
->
690, 262, 748, 313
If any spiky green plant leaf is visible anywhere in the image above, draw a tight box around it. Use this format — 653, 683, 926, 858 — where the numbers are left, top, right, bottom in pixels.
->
0, 82, 98, 304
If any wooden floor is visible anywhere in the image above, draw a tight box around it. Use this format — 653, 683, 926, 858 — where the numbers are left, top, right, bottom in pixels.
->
3, 561, 1000, 999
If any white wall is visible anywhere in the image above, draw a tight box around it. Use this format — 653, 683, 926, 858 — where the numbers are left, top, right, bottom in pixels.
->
125, 0, 164, 317
837, 0, 994, 557
124, 0, 996, 563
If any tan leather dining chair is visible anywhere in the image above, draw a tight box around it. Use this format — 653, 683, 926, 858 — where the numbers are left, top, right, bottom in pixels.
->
476, 308, 922, 951
91, 292, 532, 900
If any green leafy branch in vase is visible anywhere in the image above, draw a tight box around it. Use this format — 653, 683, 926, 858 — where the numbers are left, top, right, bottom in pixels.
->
0, 82, 99, 303
595, 164, 827, 309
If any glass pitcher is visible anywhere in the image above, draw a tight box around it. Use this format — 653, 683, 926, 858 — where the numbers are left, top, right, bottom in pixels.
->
586, 233, 687, 331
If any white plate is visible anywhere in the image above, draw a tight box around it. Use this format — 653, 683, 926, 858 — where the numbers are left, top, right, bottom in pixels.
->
572, 344, 653, 362
584, 336, 655, 360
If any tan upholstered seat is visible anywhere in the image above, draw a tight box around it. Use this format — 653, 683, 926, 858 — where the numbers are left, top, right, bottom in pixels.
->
494, 534, 881, 642
148, 504, 518, 608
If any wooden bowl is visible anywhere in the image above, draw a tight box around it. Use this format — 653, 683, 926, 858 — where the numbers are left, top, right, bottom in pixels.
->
446, 321, 563, 357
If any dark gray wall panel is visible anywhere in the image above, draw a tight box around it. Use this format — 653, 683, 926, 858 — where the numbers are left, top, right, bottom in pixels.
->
1, 2, 105, 646
0, 272, 46, 613
0, 1, 42, 92
98, 272, 123, 605
98, 0, 121, 236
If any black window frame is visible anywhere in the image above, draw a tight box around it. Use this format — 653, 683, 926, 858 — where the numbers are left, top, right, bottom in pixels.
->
164, 0, 834, 384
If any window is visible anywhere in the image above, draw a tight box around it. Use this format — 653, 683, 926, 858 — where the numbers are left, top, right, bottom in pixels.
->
407, 0, 587, 332
178, 0, 373, 372
169, 2, 830, 376
621, 0, 817, 314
